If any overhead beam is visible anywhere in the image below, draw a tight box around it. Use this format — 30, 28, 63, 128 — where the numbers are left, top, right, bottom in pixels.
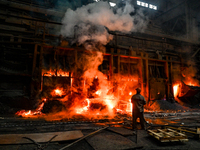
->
155, 2, 185, 25
0, 0, 64, 17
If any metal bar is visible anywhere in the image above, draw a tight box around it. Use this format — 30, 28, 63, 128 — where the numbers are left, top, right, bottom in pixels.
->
185, 0, 190, 39
139, 55, 144, 94
192, 48, 200, 57
117, 49, 120, 74
0, 13, 62, 25
59, 126, 108, 150
32, 44, 38, 76
165, 56, 169, 101
171, 18, 179, 31
39, 46, 44, 91
110, 49, 113, 78
145, 55, 149, 101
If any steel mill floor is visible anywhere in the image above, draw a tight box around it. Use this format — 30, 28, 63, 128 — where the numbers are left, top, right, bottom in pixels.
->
0, 111, 200, 150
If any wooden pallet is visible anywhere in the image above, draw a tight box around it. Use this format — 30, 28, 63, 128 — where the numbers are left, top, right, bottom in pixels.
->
167, 126, 200, 139
148, 128, 188, 142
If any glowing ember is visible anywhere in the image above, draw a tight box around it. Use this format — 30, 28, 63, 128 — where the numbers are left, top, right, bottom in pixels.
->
95, 90, 101, 96
55, 89, 62, 95
129, 92, 132, 95
51, 88, 64, 97
16, 98, 47, 117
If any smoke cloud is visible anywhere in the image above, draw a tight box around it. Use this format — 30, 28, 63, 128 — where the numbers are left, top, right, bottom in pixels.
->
61, 1, 148, 46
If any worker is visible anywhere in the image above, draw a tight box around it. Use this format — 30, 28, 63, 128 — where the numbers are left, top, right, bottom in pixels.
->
131, 87, 147, 130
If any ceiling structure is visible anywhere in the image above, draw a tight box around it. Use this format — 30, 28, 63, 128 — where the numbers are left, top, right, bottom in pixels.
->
2, 0, 199, 44
96, 0, 200, 44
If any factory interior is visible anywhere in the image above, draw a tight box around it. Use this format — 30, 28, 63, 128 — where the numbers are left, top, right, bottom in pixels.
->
0, 0, 200, 149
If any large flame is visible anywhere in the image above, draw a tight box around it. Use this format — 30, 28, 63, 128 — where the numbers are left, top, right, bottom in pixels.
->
173, 84, 180, 98
16, 50, 140, 120
16, 74, 138, 119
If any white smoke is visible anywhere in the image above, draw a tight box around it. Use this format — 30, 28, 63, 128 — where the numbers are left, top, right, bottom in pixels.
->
61, 1, 148, 46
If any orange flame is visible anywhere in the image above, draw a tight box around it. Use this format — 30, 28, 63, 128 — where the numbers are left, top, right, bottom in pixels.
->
184, 80, 199, 86
51, 88, 64, 97
76, 98, 90, 114
95, 90, 101, 96
173, 84, 180, 98
16, 98, 47, 117
42, 69, 69, 77
105, 99, 114, 109
17, 69, 139, 120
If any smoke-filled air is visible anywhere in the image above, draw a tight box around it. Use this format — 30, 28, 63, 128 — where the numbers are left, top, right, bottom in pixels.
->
16, 1, 147, 120
61, 1, 148, 46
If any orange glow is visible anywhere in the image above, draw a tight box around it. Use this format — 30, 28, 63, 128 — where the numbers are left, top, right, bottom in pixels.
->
55, 89, 62, 96
173, 84, 180, 98
51, 88, 64, 97
127, 99, 133, 112
76, 98, 90, 114
42, 69, 69, 77
105, 99, 114, 109
184, 80, 198, 86
95, 90, 101, 96
17, 68, 140, 120
57, 69, 69, 77
16, 98, 47, 117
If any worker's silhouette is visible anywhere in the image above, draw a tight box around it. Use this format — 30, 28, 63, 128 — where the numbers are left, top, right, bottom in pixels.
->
131, 88, 146, 130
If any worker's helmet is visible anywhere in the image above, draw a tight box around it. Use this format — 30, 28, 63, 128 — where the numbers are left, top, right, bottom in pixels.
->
136, 87, 141, 92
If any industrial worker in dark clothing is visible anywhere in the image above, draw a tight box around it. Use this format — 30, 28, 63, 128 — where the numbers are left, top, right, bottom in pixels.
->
131, 88, 147, 130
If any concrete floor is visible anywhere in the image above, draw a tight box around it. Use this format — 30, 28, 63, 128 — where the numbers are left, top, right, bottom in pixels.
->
0, 111, 200, 150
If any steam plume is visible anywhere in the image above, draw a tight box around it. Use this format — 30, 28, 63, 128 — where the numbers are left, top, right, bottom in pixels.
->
61, 1, 148, 46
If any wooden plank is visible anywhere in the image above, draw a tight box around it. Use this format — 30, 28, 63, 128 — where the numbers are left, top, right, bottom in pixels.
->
168, 126, 199, 135
107, 127, 135, 136
0, 130, 83, 145
148, 130, 163, 138
167, 128, 186, 137
157, 129, 175, 137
